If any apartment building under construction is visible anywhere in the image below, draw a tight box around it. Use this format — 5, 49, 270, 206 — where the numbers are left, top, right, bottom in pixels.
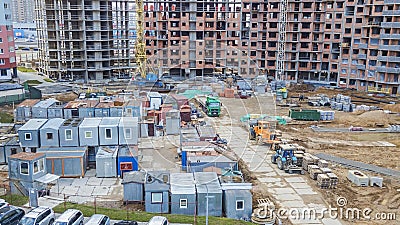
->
144, 0, 399, 94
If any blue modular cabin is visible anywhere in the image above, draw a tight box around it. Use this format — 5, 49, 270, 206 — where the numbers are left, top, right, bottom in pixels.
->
18, 119, 48, 150
79, 118, 102, 147
117, 145, 138, 176
14, 99, 40, 122
99, 117, 120, 146
118, 117, 139, 145
147, 92, 163, 110
144, 171, 170, 213
221, 183, 253, 220
31, 99, 59, 119
59, 118, 82, 147
8, 152, 49, 195
63, 101, 82, 119
94, 102, 112, 117
122, 171, 146, 202
194, 172, 223, 217
78, 100, 98, 118
96, 146, 118, 178
39, 118, 65, 147
110, 101, 124, 117
170, 173, 196, 215
180, 141, 215, 171
38, 147, 87, 178
124, 99, 142, 117
47, 102, 66, 119
1, 137, 22, 164
187, 155, 238, 173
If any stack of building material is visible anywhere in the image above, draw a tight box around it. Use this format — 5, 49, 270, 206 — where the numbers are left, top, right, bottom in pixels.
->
307, 165, 319, 173
317, 174, 330, 189
318, 159, 329, 168
347, 170, 369, 187
302, 153, 319, 171
309, 166, 323, 180
327, 173, 338, 188
317, 110, 335, 121
224, 88, 235, 98
320, 168, 332, 174
331, 94, 353, 112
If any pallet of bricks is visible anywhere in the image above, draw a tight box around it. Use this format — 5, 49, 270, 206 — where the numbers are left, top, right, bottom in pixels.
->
302, 153, 319, 172
317, 174, 330, 189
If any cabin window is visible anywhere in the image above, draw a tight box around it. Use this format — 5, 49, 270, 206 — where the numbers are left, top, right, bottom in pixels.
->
33, 161, 39, 173
25, 133, 32, 141
20, 162, 29, 175
125, 128, 131, 139
126, 108, 132, 115
10, 148, 17, 155
236, 200, 244, 210
65, 129, 72, 140
85, 131, 92, 138
46, 133, 53, 140
105, 128, 112, 139
180, 199, 188, 208
39, 158, 45, 171
151, 192, 163, 203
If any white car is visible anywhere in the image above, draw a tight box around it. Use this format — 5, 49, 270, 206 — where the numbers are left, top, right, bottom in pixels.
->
19, 206, 55, 225
147, 216, 169, 225
0, 199, 10, 211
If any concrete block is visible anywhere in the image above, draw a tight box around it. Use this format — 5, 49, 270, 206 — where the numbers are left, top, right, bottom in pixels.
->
347, 170, 369, 187
369, 176, 383, 187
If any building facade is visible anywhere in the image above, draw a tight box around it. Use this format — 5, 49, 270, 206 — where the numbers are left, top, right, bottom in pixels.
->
35, 0, 136, 82
11, 0, 36, 23
142, 0, 400, 94
0, 0, 17, 81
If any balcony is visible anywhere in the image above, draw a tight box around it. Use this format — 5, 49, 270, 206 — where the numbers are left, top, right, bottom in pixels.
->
382, 10, 400, 16
357, 64, 366, 70
358, 43, 368, 49
376, 66, 400, 73
377, 56, 400, 62
379, 45, 400, 51
381, 22, 400, 28
358, 54, 367, 60
380, 34, 400, 39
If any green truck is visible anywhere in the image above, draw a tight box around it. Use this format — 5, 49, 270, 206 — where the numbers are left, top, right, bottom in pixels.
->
196, 96, 221, 117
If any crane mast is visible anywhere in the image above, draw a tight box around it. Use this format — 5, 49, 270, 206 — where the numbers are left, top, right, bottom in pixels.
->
135, 0, 146, 78
277, 0, 288, 81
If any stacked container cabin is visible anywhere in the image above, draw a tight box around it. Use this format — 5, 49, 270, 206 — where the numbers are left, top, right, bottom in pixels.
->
109, 98, 124, 117
63, 101, 81, 119
118, 117, 139, 145
194, 172, 223, 216
47, 101, 66, 119
78, 100, 98, 118
165, 110, 180, 135
117, 145, 138, 176
79, 118, 102, 147
1, 137, 22, 164
170, 173, 196, 215
124, 99, 142, 117
144, 171, 170, 213
99, 117, 120, 146
122, 171, 146, 202
14, 99, 40, 122
59, 118, 82, 147
31, 99, 59, 119
220, 182, 253, 220
39, 118, 65, 147
96, 146, 118, 178
94, 98, 113, 117
18, 119, 48, 152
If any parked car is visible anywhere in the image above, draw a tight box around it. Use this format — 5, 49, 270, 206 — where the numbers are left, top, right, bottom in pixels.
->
84, 214, 109, 225
147, 216, 169, 225
0, 206, 25, 225
19, 206, 55, 225
53, 209, 84, 225
113, 221, 138, 225
0, 200, 10, 211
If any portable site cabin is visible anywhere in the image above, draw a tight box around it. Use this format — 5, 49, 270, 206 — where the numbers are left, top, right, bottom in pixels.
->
38, 147, 87, 178
187, 155, 238, 173
122, 171, 146, 202
221, 182, 252, 220
180, 141, 215, 171
99, 117, 120, 146
194, 172, 223, 216
164, 94, 188, 110
170, 173, 196, 215
124, 99, 142, 117
14, 99, 40, 122
118, 117, 139, 145
109, 99, 124, 117
63, 101, 82, 119
165, 110, 180, 135
145, 171, 170, 213
117, 145, 138, 176
59, 118, 82, 147
39, 118, 65, 147
94, 102, 112, 117
196, 125, 217, 141
47, 102, 65, 119
78, 100, 98, 118
18, 119, 48, 150
31, 99, 58, 119
147, 92, 162, 110
79, 118, 102, 147
96, 146, 118, 178
1, 137, 22, 164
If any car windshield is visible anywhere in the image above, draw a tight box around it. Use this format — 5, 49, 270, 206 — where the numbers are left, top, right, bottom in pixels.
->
208, 102, 220, 108
54, 222, 67, 225
19, 217, 35, 225
0, 207, 9, 213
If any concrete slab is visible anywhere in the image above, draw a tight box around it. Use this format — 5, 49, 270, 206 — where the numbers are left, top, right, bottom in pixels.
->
68, 196, 93, 204
279, 200, 307, 208
101, 178, 119, 186
285, 177, 307, 183
71, 177, 89, 187
50, 185, 64, 195
295, 188, 318, 195
78, 186, 94, 197
289, 182, 313, 189
141, 155, 153, 162
24, 196, 64, 209
251, 165, 274, 173
269, 188, 296, 194
265, 182, 288, 188
62, 186, 79, 196
87, 177, 103, 186
258, 177, 281, 183
321, 218, 343, 225
275, 194, 302, 201
58, 178, 74, 186
93, 186, 109, 196
289, 217, 322, 225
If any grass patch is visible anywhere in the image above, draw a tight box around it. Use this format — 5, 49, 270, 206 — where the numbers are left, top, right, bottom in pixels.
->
0, 111, 13, 123
43, 78, 54, 83
24, 80, 42, 85
17, 67, 36, 73
54, 203, 252, 225
0, 195, 29, 206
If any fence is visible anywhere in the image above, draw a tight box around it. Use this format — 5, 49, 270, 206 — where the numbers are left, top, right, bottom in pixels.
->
0, 94, 27, 105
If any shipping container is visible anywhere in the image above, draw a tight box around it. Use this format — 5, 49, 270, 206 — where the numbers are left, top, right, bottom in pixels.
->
122, 171, 146, 202
78, 100, 98, 118
170, 173, 196, 215
196, 125, 217, 141
32, 99, 59, 119
94, 102, 112, 117
47, 102, 66, 119
124, 99, 142, 117
117, 145, 138, 176
147, 92, 162, 110
187, 155, 238, 173
1, 137, 22, 164
96, 146, 118, 178
165, 110, 180, 135
63, 101, 82, 119
145, 171, 170, 213
14, 99, 40, 122
221, 183, 253, 220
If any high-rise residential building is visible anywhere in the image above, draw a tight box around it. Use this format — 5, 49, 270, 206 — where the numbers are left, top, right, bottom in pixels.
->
35, 0, 135, 82
0, 0, 17, 81
11, 0, 36, 23
142, 0, 399, 94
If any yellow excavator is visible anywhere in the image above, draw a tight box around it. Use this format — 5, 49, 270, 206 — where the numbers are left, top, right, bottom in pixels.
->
249, 120, 281, 146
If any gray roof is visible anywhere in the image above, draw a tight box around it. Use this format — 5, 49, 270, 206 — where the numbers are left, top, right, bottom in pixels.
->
0, 83, 23, 91
41, 118, 65, 130
188, 155, 235, 163
118, 145, 138, 157
19, 119, 48, 131
147, 92, 162, 98
99, 117, 120, 127
37, 148, 86, 157
118, 117, 138, 126
122, 171, 146, 184
33, 99, 59, 109
194, 172, 222, 194
96, 146, 118, 158
38, 146, 87, 152
170, 173, 195, 195
220, 183, 252, 190
61, 118, 82, 127
5, 137, 19, 146
79, 118, 102, 128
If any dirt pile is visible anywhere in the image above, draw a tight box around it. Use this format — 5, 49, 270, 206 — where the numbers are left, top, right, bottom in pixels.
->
383, 104, 400, 113
55, 92, 78, 102
333, 110, 397, 127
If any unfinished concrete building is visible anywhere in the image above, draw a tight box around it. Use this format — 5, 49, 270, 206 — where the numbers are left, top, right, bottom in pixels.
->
35, 0, 136, 82
143, 0, 399, 94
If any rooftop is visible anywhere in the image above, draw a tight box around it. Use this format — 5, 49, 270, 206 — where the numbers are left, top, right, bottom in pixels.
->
41, 118, 65, 130
194, 172, 222, 194
18, 119, 48, 131
33, 99, 59, 109
0, 83, 23, 92
99, 117, 121, 127
170, 173, 195, 195
122, 171, 146, 184
17, 99, 40, 107
79, 118, 102, 128
61, 118, 82, 127
9, 152, 45, 161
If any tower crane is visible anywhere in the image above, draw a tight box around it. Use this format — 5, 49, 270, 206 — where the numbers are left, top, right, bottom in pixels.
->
135, 0, 147, 78
277, 0, 288, 81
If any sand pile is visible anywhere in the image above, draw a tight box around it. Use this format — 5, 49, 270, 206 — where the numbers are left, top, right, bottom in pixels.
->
335, 110, 394, 127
